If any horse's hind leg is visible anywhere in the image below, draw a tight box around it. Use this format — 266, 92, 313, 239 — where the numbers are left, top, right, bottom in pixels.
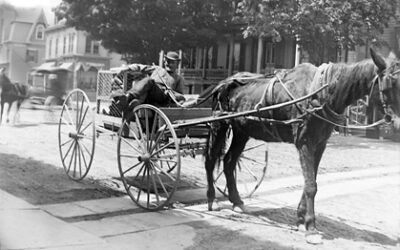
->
6, 101, 13, 123
223, 128, 249, 211
14, 100, 22, 124
0, 101, 3, 124
205, 121, 229, 211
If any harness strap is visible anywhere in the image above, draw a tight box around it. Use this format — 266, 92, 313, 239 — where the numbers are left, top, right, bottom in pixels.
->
255, 77, 276, 110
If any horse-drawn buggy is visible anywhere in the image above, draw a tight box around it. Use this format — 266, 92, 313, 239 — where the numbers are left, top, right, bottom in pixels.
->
58, 63, 269, 211
57, 48, 400, 244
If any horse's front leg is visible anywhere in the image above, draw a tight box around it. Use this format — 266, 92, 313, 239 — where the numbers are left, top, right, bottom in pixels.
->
297, 143, 326, 230
205, 122, 229, 211
297, 142, 326, 244
223, 130, 248, 212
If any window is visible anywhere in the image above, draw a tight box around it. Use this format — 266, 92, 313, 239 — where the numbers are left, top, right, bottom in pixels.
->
85, 37, 92, 53
55, 38, 59, 56
36, 24, 44, 40
63, 36, 67, 54
262, 42, 275, 68
93, 42, 99, 54
26, 49, 38, 63
68, 33, 75, 53
48, 39, 52, 57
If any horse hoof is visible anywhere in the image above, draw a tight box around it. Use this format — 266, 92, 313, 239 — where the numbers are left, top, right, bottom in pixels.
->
305, 232, 322, 245
233, 204, 247, 213
297, 224, 306, 232
208, 201, 213, 211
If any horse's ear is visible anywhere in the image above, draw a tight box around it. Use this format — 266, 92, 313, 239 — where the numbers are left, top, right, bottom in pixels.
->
0, 67, 4, 74
370, 48, 386, 72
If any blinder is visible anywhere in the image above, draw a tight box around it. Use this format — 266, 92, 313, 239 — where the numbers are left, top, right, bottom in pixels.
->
377, 65, 400, 123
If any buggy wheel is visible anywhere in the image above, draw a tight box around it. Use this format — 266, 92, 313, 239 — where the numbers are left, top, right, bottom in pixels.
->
58, 89, 96, 180
117, 104, 180, 211
214, 134, 267, 198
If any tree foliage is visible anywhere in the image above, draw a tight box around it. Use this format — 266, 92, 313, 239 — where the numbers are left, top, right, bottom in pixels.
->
55, 0, 397, 65
55, 0, 241, 63
239, 0, 397, 64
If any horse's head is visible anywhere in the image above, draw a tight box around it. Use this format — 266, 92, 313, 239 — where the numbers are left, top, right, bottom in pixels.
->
370, 48, 400, 131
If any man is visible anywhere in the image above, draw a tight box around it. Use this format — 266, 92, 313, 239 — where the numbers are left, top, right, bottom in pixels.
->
120, 51, 186, 110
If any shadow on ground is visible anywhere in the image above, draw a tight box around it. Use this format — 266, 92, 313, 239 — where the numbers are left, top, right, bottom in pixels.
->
251, 207, 398, 247
0, 153, 125, 205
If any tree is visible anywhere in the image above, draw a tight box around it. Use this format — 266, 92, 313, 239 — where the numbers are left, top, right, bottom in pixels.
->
239, 0, 397, 65
54, 0, 241, 64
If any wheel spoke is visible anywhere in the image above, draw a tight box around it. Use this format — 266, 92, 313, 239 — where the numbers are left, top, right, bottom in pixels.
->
120, 136, 143, 155
60, 116, 75, 132
60, 138, 74, 147
62, 140, 76, 162
150, 141, 175, 158
237, 159, 258, 180
79, 119, 92, 134
151, 163, 169, 197
151, 160, 176, 182
145, 109, 150, 150
77, 141, 88, 172
243, 143, 264, 152
149, 165, 160, 204
122, 120, 144, 152
66, 142, 77, 174
149, 124, 167, 153
134, 113, 147, 150
77, 142, 82, 177
122, 161, 143, 176
149, 113, 158, 150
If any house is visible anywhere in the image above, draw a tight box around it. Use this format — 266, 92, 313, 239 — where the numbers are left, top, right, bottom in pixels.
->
180, 34, 297, 94
0, 3, 48, 84
35, 19, 125, 101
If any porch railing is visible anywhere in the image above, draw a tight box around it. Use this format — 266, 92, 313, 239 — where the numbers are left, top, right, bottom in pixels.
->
180, 68, 229, 94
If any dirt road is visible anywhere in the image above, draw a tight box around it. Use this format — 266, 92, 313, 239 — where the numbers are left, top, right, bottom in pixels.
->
0, 108, 399, 249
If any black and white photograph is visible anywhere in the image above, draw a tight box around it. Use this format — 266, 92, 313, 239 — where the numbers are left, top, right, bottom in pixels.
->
0, 0, 399, 249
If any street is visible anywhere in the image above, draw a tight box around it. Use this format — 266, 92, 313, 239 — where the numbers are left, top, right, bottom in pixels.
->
0, 107, 399, 249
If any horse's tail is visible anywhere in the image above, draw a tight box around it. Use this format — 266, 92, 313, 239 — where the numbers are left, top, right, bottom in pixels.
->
204, 117, 230, 168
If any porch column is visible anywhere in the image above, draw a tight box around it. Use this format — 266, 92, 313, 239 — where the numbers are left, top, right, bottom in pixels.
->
228, 35, 235, 76
295, 36, 301, 66
159, 50, 164, 67
178, 50, 182, 75
73, 62, 78, 89
256, 36, 263, 73
202, 47, 207, 78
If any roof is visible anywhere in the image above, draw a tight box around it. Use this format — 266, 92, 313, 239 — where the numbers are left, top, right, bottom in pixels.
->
1, 5, 48, 43
14, 7, 42, 23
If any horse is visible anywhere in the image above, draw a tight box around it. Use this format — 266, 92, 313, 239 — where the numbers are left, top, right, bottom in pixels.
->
204, 48, 400, 244
0, 68, 30, 124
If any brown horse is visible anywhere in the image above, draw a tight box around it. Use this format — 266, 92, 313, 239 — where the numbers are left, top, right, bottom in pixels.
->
204, 48, 400, 244
0, 68, 30, 124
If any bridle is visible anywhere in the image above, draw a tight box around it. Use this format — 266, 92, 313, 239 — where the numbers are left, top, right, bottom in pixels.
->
369, 63, 400, 123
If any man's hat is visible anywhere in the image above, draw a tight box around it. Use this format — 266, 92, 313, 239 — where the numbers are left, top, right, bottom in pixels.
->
164, 51, 180, 61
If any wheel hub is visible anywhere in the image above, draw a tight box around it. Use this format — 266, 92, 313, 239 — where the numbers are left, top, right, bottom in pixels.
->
69, 131, 84, 140
138, 153, 151, 163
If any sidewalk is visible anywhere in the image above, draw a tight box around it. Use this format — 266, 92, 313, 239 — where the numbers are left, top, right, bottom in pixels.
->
1, 167, 399, 250
0, 189, 111, 250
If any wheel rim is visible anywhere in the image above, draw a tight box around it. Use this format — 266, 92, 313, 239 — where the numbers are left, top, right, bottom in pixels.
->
117, 104, 180, 210
214, 136, 267, 198
58, 89, 95, 180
